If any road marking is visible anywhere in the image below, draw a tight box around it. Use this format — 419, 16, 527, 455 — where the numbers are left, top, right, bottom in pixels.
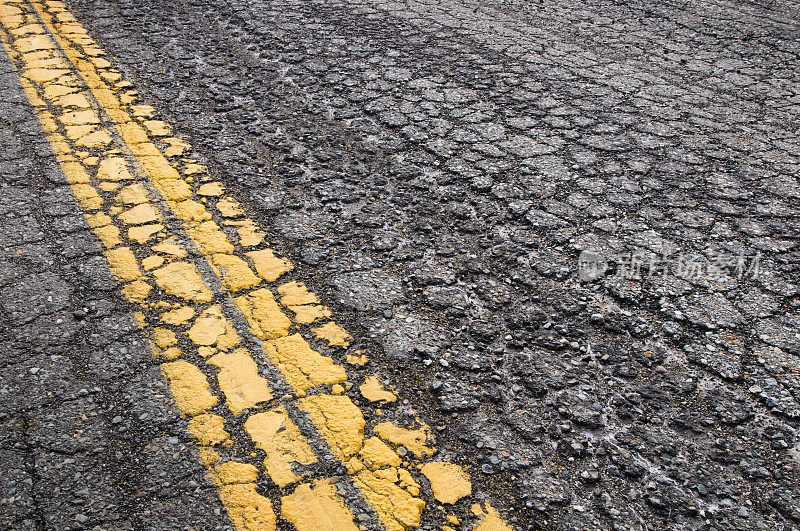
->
282, 480, 360, 531
0, 1, 514, 529
360, 376, 398, 403
420, 463, 473, 504
244, 407, 318, 488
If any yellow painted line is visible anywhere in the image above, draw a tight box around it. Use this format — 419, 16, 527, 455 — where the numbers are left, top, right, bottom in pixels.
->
0, 1, 514, 529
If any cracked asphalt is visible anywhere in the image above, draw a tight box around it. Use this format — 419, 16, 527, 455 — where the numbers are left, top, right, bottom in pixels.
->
2, 0, 800, 529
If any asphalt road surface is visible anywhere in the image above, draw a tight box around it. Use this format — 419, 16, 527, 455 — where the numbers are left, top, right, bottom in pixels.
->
1, 0, 800, 529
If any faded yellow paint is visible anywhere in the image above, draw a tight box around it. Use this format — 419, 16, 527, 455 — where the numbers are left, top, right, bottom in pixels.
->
360, 376, 397, 404
212, 253, 261, 293
44, 83, 77, 99
152, 327, 177, 348
1, 18, 24, 31
244, 407, 317, 488
216, 197, 244, 218
187, 413, 230, 447
263, 334, 346, 396
10, 22, 43, 36
207, 349, 273, 415
345, 457, 366, 475
313, 321, 351, 347
236, 222, 264, 248
374, 422, 435, 459
288, 303, 331, 324
173, 199, 211, 222
151, 238, 188, 258
90, 56, 111, 68
22, 63, 61, 80
14, 35, 55, 53
281, 480, 359, 531
354, 469, 425, 531
116, 183, 148, 205
246, 249, 292, 282
76, 129, 111, 148
34, 110, 59, 133
0, 4, 514, 528
153, 174, 193, 201
70, 183, 102, 209
197, 346, 216, 358
420, 463, 472, 504
122, 279, 152, 303
182, 162, 207, 176
141, 254, 164, 271
218, 483, 276, 531
235, 288, 291, 340
138, 308, 154, 327
101, 70, 122, 83
161, 360, 218, 416
96, 156, 133, 181
118, 203, 160, 225
130, 104, 154, 118
25, 56, 66, 70
212, 461, 260, 486
0, 4, 21, 18
161, 305, 195, 326
160, 347, 182, 361
17, 77, 48, 110
117, 121, 150, 145
104, 246, 142, 281
128, 223, 163, 244
98, 181, 119, 192
143, 119, 170, 136
152, 262, 213, 303
300, 394, 364, 462
55, 92, 89, 108
163, 137, 190, 157
187, 305, 229, 346
94, 223, 121, 248
63, 123, 95, 141
471, 504, 512, 531
60, 160, 91, 183
185, 220, 233, 254
197, 181, 224, 196
139, 161, 192, 200
397, 468, 420, 497
277, 281, 318, 306
25, 67, 68, 83
360, 437, 401, 470
58, 108, 99, 126
346, 353, 369, 366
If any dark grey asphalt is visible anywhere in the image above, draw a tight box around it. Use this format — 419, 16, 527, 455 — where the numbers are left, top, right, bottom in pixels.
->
2, 0, 800, 529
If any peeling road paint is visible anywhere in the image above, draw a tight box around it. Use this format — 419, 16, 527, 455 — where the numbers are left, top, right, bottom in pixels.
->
0, 0, 512, 529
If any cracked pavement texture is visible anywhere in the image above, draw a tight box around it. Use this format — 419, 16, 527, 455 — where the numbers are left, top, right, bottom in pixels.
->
2, 0, 800, 529
0, 39, 233, 531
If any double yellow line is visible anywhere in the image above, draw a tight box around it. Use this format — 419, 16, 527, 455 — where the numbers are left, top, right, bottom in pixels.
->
0, 1, 512, 529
